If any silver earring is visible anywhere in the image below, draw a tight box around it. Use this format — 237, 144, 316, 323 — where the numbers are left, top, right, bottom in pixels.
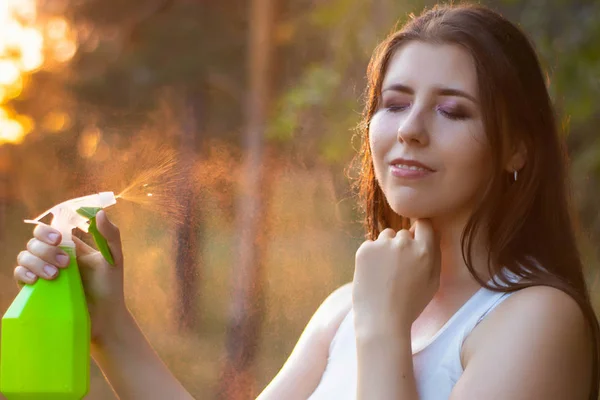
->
514, 170, 518, 181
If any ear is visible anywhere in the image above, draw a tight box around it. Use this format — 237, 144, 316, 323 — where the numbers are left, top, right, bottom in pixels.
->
505, 140, 527, 174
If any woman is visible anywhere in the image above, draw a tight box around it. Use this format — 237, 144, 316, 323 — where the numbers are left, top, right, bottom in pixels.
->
14, 3, 599, 399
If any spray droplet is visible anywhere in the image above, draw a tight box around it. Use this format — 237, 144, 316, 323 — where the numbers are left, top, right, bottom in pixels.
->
112, 149, 186, 225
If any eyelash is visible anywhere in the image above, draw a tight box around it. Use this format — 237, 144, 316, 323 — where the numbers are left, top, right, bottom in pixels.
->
385, 104, 468, 121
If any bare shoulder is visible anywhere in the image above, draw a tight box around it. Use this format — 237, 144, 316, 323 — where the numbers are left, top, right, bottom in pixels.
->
488, 285, 587, 324
455, 285, 594, 400
322, 282, 353, 309
311, 282, 353, 337
472, 285, 591, 344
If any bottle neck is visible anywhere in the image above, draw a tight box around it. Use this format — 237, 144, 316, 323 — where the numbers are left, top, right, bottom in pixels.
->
59, 239, 76, 248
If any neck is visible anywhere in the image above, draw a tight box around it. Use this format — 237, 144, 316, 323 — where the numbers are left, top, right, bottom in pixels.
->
411, 213, 494, 296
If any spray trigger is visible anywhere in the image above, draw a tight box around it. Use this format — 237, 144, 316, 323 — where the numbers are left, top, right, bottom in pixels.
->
76, 207, 115, 265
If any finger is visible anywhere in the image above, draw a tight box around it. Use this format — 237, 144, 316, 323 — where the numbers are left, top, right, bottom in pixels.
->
33, 224, 62, 246
395, 229, 413, 241
16, 251, 60, 280
95, 210, 124, 266
73, 236, 111, 278
14, 266, 38, 286
73, 235, 98, 258
409, 220, 417, 235
26, 238, 70, 268
378, 228, 396, 240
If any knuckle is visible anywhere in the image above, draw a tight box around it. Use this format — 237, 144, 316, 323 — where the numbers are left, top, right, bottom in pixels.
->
378, 228, 395, 240
355, 246, 366, 260
395, 236, 410, 247
32, 224, 42, 236
26, 238, 45, 255
27, 239, 46, 259
13, 266, 32, 284
398, 228, 411, 237
360, 239, 373, 247
356, 241, 373, 259
394, 230, 412, 246
33, 224, 49, 239
16, 251, 28, 265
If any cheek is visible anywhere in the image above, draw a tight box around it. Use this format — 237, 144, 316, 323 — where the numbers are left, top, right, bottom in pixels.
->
440, 130, 491, 185
368, 113, 396, 173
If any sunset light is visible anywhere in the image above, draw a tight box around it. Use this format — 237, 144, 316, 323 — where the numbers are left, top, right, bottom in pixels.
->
0, 0, 76, 145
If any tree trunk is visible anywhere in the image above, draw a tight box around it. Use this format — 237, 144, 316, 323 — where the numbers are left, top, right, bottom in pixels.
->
0, 146, 8, 242
217, 0, 275, 397
174, 89, 203, 332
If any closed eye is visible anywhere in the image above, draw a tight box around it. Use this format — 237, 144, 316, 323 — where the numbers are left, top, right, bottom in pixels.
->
383, 103, 470, 120
437, 106, 469, 120
386, 104, 410, 113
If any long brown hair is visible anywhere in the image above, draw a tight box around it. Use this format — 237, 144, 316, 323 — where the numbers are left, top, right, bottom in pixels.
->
352, 3, 600, 398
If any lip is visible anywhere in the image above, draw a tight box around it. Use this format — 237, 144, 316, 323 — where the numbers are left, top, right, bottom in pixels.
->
389, 157, 435, 179
389, 157, 435, 171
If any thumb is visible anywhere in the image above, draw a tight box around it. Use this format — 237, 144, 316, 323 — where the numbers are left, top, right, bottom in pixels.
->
409, 220, 417, 236
73, 235, 97, 257
95, 210, 124, 266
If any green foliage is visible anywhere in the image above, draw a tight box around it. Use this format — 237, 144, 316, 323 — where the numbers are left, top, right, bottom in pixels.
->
499, 0, 600, 263
267, 65, 341, 142
268, 0, 426, 166
67, 1, 246, 137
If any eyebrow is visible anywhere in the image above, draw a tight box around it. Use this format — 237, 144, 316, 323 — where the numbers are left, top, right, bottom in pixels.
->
381, 83, 478, 104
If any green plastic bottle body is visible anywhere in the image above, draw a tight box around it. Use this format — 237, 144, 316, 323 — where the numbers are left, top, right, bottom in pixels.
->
0, 245, 90, 400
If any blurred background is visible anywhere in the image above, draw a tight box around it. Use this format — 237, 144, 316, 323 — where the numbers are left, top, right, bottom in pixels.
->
0, 0, 599, 398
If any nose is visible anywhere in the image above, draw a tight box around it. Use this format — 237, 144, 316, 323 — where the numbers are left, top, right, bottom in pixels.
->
397, 107, 429, 146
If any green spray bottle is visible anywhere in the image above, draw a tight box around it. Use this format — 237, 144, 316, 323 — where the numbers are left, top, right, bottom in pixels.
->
0, 192, 117, 400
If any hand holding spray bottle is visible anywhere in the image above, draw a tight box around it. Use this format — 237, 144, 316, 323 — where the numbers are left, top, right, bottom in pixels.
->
0, 192, 118, 400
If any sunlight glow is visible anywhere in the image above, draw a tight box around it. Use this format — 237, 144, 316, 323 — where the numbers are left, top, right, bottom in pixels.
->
78, 126, 102, 158
0, 0, 77, 145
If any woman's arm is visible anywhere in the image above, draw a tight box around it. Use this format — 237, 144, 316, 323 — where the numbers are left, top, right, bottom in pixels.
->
91, 308, 195, 400
450, 286, 593, 400
352, 222, 439, 400
92, 282, 351, 400
257, 283, 353, 400
355, 328, 419, 400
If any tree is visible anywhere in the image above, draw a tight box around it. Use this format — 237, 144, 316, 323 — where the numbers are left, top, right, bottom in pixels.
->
57, 0, 248, 332
218, 0, 275, 397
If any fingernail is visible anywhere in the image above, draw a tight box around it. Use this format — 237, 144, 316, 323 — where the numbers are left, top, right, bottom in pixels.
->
43, 265, 57, 277
48, 233, 59, 243
56, 254, 69, 266
25, 271, 36, 280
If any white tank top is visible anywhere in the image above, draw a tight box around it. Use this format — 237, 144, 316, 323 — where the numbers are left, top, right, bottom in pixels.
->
308, 284, 516, 400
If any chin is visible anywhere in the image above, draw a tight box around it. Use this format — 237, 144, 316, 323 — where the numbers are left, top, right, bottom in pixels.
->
388, 202, 434, 220
384, 187, 434, 217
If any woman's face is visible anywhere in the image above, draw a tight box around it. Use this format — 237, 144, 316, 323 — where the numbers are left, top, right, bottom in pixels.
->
369, 41, 491, 222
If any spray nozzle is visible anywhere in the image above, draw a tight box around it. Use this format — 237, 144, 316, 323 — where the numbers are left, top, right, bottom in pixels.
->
24, 192, 118, 265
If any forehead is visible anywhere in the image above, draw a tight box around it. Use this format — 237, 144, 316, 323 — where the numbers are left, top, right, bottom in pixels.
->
382, 41, 478, 95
